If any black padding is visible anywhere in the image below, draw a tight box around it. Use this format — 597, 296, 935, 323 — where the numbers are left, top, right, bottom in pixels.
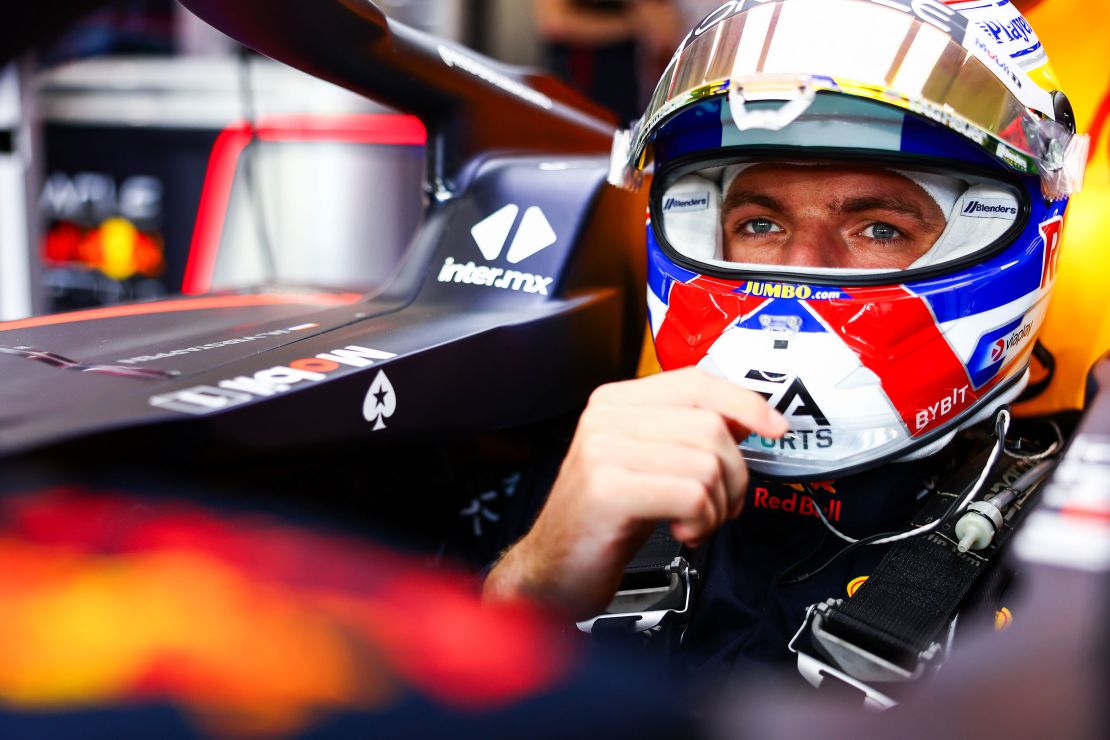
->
624, 525, 683, 574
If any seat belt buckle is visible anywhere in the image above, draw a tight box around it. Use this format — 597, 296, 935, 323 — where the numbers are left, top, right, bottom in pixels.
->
789, 600, 943, 710
576, 556, 697, 635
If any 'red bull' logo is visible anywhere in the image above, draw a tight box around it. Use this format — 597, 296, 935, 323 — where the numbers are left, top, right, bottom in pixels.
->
1039, 215, 1064, 289
752, 486, 842, 521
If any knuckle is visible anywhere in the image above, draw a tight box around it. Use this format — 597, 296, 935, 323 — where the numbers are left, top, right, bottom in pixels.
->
577, 427, 604, 451
675, 366, 707, 395
579, 432, 618, 467
577, 402, 602, 430
694, 410, 730, 446
681, 483, 712, 521
587, 384, 610, 406
734, 460, 750, 494
729, 465, 749, 516
594, 460, 622, 486
587, 379, 626, 408
578, 405, 619, 436
583, 462, 621, 502
692, 450, 723, 489
666, 366, 701, 392
722, 443, 746, 477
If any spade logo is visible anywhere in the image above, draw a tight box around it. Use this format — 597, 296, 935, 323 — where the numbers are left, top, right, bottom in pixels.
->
362, 370, 396, 431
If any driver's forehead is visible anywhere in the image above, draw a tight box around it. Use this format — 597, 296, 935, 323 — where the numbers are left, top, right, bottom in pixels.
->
725, 164, 929, 205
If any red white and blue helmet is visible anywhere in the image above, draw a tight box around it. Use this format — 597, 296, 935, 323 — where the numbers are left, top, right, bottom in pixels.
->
611, 0, 1088, 479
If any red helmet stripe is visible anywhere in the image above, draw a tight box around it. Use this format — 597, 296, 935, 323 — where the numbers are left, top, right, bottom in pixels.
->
806, 285, 988, 436
654, 277, 753, 368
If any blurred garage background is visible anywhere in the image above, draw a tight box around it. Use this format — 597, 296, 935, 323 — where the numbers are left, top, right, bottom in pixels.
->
0, 0, 548, 321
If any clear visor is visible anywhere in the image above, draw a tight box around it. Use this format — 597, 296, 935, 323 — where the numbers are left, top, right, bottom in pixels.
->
615, 0, 1086, 199
657, 159, 1024, 275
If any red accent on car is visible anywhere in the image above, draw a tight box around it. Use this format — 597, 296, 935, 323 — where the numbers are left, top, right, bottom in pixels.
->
255, 113, 427, 145
181, 122, 254, 295
181, 114, 426, 295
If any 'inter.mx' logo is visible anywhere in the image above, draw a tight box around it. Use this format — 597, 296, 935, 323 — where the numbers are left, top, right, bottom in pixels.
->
437, 204, 557, 295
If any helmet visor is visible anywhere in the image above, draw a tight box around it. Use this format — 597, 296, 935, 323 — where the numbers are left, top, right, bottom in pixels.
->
619, 0, 1084, 197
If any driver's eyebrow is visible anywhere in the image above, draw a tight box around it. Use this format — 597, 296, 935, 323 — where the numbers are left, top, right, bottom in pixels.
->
832, 195, 937, 226
722, 190, 784, 214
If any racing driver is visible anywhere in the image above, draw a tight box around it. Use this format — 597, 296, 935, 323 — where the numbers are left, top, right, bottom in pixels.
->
484, 0, 1089, 684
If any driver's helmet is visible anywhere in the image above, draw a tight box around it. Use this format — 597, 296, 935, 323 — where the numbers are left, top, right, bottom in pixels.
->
611, 0, 1088, 479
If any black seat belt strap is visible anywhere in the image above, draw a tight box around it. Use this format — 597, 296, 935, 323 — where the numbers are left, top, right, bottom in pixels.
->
824, 533, 982, 668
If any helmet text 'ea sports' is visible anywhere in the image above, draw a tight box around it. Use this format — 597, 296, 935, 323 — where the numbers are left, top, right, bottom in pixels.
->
612, 0, 1087, 479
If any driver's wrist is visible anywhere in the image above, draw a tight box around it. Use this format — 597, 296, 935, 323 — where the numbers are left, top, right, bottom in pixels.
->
482, 534, 549, 607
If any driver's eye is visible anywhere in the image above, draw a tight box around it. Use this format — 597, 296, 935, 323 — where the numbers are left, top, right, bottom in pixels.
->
863, 223, 901, 240
743, 218, 781, 235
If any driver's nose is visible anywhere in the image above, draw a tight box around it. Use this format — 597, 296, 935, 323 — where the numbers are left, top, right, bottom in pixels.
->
778, 221, 848, 268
